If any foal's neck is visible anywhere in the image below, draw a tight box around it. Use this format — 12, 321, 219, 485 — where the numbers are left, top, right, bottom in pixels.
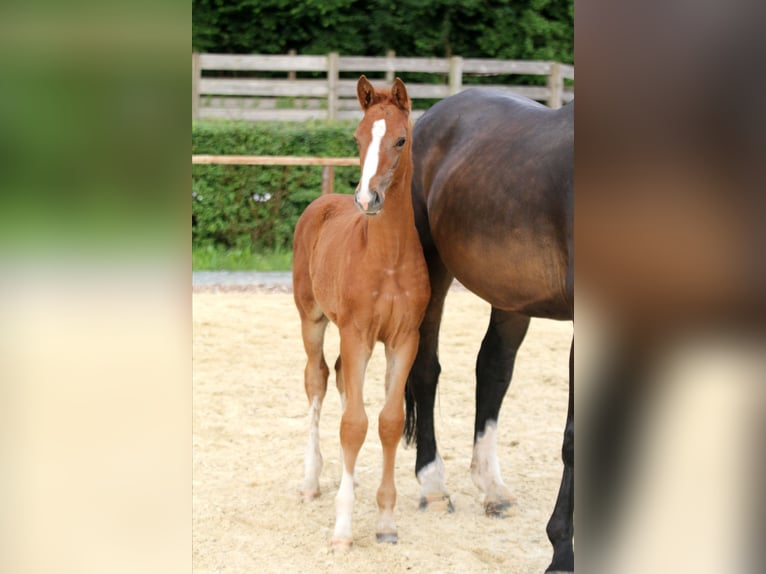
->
365, 155, 417, 264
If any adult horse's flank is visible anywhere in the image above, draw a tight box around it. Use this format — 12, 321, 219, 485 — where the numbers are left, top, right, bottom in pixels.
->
293, 76, 430, 549
404, 90, 574, 573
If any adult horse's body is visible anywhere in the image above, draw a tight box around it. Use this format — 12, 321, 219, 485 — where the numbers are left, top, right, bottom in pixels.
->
404, 89, 574, 572
293, 76, 430, 549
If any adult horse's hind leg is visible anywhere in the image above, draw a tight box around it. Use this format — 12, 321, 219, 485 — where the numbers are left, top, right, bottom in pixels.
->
299, 310, 330, 501
471, 308, 530, 516
545, 338, 574, 573
404, 255, 454, 511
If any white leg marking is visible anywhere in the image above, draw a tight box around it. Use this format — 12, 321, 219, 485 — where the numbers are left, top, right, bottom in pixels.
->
336, 393, 358, 485
376, 508, 397, 538
356, 119, 386, 209
470, 420, 511, 501
333, 468, 356, 543
417, 453, 448, 496
302, 396, 323, 497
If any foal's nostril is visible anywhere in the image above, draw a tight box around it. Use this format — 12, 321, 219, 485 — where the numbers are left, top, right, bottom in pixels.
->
355, 189, 382, 214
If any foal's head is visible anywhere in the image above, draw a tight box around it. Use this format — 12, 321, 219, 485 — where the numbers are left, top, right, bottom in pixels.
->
353, 75, 411, 216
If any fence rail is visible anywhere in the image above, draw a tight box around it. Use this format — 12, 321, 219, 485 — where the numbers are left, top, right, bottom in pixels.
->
192, 52, 574, 122
192, 154, 358, 195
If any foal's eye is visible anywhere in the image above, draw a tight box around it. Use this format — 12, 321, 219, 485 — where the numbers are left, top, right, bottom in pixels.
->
395, 137, 406, 148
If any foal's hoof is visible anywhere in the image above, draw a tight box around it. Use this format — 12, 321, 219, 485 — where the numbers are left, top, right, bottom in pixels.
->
376, 532, 398, 544
330, 538, 353, 552
419, 494, 455, 513
300, 489, 320, 502
484, 498, 514, 518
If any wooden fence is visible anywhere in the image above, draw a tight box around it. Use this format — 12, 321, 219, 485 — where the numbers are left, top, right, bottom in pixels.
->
192, 52, 574, 122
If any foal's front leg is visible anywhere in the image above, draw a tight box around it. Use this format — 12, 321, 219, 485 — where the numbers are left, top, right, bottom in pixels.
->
376, 334, 419, 544
332, 330, 371, 550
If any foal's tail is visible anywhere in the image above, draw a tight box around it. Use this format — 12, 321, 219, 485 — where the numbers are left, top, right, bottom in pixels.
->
403, 378, 418, 446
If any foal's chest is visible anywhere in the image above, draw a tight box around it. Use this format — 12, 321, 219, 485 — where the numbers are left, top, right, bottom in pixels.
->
349, 264, 429, 339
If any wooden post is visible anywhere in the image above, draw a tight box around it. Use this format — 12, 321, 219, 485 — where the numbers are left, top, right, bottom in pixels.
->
547, 62, 563, 109
327, 52, 339, 120
321, 166, 335, 195
448, 56, 463, 95
287, 49, 296, 81
385, 50, 395, 82
192, 52, 201, 120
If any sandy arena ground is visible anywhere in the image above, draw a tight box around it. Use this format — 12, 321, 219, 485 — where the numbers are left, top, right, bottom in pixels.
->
193, 286, 571, 573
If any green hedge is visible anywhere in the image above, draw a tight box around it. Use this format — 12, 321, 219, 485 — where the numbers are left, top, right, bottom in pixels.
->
192, 121, 358, 251
193, 1, 574, 65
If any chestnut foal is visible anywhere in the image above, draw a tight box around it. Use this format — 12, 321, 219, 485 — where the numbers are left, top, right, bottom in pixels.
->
292, 76, 430, 549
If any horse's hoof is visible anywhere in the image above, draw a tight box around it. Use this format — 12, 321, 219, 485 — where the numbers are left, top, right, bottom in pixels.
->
419, 494, 455, 513
301, 489, 320, 502
330, 538, 353, 552
484, 499, 513, 517
376, 532, 398, 544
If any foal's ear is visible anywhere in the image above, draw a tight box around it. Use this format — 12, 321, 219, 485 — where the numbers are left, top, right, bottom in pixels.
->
357, 75, 375, 110
391, 77, 410, 114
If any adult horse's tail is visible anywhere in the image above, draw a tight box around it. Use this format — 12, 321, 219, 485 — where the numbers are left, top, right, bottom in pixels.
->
403, 352, 443, 447
403, 378, 418, 446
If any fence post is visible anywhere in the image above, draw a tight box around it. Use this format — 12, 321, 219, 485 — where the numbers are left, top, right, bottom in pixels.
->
327, 52, 339, 120
321, 166, 335, 195
547, 62, 563, 109
448, 56, 463, 95
385, 50, 395, 82
192, 52, 200, 120
287, 49, 297, 81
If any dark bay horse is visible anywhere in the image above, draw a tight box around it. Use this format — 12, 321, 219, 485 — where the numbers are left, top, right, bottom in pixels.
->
293, 76, 430, 549
404, 89, 574, 572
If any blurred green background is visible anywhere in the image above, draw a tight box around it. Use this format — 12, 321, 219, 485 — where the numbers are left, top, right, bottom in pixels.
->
0, 3, 188, 260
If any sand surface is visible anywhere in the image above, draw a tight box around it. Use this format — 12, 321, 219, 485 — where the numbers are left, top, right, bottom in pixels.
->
193, 288, 570, 573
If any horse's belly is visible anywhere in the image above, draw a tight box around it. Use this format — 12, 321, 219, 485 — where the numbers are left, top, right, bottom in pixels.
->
438, 236, 570, 319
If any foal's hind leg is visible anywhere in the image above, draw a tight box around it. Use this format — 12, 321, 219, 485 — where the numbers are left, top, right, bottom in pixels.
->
376, 336, 419, 543
299, 311, 330, 501
471, 308, 530, 516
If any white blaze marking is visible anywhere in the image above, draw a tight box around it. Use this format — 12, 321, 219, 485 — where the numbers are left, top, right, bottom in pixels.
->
470, 420, 507, 493
357, 118, 386, 209
303, 396, 323, 495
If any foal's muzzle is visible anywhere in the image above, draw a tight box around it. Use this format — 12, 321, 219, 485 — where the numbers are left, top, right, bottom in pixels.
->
354, 188, 383, 215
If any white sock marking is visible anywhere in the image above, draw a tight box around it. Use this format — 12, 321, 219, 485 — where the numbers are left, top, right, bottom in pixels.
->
357, 118, 386, 209
303, 396, 323, 494
470, 420, 508, 494
333, 468, 356, 541
416, 453, 448, 497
